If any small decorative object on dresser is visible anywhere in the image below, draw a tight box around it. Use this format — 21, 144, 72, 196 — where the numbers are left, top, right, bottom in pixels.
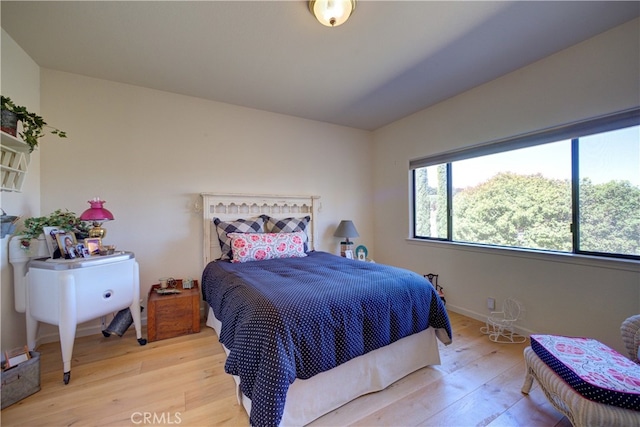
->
84, 237, 102, 255
42, 226, 61, 255
355, 244, 368, 261
79, 197, 114, 239
55, 232, 78, 259
147, 279, 201, 342
334, 220, 359, 257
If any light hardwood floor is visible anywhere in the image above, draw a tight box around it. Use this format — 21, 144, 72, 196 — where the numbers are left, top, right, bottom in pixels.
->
1, 311, 570, 426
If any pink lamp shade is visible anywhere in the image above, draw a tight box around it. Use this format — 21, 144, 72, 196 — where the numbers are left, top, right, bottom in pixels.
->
80, 198, 114, 239
79, 198, 114, 222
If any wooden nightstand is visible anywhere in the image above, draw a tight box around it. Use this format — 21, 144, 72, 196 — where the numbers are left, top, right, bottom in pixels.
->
147, 280, 201, 342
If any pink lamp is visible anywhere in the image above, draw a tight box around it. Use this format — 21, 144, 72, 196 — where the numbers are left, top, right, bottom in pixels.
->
79, 197, 114, 238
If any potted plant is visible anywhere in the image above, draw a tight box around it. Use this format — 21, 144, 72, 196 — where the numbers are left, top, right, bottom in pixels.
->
1, 95, 67, 152
19, 209, 90, 250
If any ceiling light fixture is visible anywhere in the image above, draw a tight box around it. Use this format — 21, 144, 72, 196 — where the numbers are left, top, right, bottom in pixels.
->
309, 0, 356, 27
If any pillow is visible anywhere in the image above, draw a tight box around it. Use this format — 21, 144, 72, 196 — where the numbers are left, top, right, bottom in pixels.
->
265, 216, 311, 251
228, 232, 307, 263
213, 216, 266, 260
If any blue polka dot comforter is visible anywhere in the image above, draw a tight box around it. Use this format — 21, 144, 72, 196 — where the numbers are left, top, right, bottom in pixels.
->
202, 251, 452, 426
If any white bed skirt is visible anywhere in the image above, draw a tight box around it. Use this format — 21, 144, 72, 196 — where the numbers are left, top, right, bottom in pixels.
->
206, 307, 443, 426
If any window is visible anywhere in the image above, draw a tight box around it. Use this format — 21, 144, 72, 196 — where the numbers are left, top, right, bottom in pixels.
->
411, 109, 640, 260
577, 126, 640, 256
414, 164, 448, 239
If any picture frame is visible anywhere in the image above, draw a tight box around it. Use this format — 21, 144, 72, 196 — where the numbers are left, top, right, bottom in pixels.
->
43, 226, 61, 257
56, 231, 78, 259
84, 237, 102, 255
76, 243, 91, 258
4, 345, 31, 369
355, 244, 368, 261
344, 249, 354, 259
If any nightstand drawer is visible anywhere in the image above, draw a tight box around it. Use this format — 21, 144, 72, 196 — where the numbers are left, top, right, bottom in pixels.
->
147, 280, 200, 342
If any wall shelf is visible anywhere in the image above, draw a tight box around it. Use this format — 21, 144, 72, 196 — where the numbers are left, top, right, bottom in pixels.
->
1, 131, 30, 192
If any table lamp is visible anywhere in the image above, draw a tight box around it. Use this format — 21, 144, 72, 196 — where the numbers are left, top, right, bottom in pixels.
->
80, 197, 114, 238
333, 220, 359, 257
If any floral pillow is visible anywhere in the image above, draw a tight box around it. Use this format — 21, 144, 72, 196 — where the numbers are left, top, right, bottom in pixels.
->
265, 216, 311, 251
213, 216, 266, 260
228, 232, 307, 263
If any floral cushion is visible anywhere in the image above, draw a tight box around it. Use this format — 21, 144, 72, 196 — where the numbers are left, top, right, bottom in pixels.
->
213, 217, 266, 260
531, 334, 640, 411
265, 216, 311, 251
228, 232, 307, 263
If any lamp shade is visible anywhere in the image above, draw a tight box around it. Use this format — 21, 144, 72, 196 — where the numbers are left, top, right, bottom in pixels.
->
309, 0, 356, 27
333, 220, 359, 239
79, 197, 114, 222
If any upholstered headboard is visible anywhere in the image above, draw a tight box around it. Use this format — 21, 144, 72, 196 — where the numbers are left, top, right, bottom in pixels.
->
201, 193, 320, 266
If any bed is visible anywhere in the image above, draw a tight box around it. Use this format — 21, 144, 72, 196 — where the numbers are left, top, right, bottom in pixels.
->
200, 193, 452, 426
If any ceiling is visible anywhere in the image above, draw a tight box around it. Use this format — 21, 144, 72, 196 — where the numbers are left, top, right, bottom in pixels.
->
1, 1, 638, 131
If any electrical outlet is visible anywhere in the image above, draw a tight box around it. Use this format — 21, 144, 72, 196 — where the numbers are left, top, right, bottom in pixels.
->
487, 297, 495, 310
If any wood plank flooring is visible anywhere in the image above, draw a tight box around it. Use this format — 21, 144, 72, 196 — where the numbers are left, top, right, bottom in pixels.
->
1, 312, 570, 426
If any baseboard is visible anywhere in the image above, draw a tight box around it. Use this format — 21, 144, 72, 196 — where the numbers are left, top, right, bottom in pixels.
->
446, 304, 534, 338
34, 315, 149, 348
34, 305, 518, 348
33, 305, 208, 348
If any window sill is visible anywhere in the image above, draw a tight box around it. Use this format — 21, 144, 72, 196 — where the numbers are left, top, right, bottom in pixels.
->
406, 238, 640, 273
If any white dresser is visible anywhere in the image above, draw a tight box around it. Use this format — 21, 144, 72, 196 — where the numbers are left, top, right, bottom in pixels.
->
9, 237, 145, 384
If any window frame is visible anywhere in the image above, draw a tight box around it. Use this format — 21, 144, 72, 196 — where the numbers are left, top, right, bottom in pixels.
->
410, 107, 640, 261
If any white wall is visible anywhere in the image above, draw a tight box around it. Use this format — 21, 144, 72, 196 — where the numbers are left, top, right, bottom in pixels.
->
1, 29, 42, 354
372, 19, 640, 353
29, 70, 373, 341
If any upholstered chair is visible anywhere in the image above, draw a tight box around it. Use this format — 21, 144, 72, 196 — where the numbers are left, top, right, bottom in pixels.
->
621, 314, 640, 363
